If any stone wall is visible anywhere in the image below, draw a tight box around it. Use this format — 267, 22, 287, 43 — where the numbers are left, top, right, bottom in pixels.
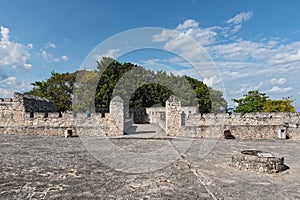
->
230, 151, 285, 174
14, 92, 57, 112
1, 92, 300, 139
109, 96, 124, 136
128, 107, 149, 124
166, 96, 181, 136
146, 107, 165, 130
0, 93, 123, 136
185, 113, 300, 139
0, 110, 110, 136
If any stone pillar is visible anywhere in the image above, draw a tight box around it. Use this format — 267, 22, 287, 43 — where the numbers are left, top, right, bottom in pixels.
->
109, 96, 124, 136
166, 95, 181, 136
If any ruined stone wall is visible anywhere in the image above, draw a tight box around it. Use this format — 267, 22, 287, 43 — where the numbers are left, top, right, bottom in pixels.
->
1, 92, 300, 139
109, 96, 124, 136
230, 151, 285, 174
0, 110, 110, 136
146, 106, 197, 131
185, 113, 300, 139
146, 107, 165, 130
146, 106, 197, 123
129, 107, 149, 124
14, 92, 56, 112
0, 93, 123, 136
166, 96, 181, 136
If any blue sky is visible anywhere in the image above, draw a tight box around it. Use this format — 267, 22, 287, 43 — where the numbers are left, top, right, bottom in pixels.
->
1, 0, 300, 110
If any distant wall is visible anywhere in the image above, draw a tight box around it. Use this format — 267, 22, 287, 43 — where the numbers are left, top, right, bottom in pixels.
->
14, 92, 57, 112
145, 106, 197, 131
185, 113, 300, 140
138, 102, 300, 140
1, 93, 300, 140
0, 93, 123, 136
0, 110, 110, 136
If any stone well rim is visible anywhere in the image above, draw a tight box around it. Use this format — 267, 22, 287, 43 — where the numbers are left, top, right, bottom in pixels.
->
241, 150, 275, 158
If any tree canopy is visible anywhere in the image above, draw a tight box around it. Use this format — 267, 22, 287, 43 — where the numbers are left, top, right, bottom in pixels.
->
232, 90, 268, 113
28, 57, 227, 113
262, 99, 295, 112
27, 71, 77, 112
233, 90, 295, 113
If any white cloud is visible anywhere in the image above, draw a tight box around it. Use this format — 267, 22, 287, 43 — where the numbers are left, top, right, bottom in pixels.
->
269, 86, 293, 93
0, 26, 32, 69
175, 19, 218, 46
231, 24, 242, 34
40, 49, 68, 62
23, 63, 32, 69
104, 48, 120, 58
166, 57, 192, 68
40, 50, 49, 61
272, 49, 300, 64
94, 48, 120, 61
271, 78, 286, 84
223, 11, 254, 36
54, 55, 69, 62
1, 26, 9, 41
0, 88, 10, 96
60, 55, 68, 61
27, 43, 33, 49
209, 39, 269, 62
0, 76, 16, 85
176, 19, 199, 30
152, 29, 178, 42
45, 42, 56, 49
151, 16, 300, 109
203, 75, 221, 87
140, 59, 161, 65
138, 59, 183, 76
226, 11, 254, 24
0, 75, 32, 97
153, 19, 218, 46
233, 88, 245, 94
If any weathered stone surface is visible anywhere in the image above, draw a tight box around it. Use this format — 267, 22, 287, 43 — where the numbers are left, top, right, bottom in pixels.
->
230, 150, 285, 173
183, 113, 300, 140
16, 93, 57, 112
166, 96, 181, 136
1, 92, 300, 140
0, 93, 121, 136
109, 96, 124, 136
0, 135, 299, 199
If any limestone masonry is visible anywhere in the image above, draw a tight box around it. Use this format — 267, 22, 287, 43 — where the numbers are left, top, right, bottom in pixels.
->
0, 93, 121, 136
0, 93, 300, 139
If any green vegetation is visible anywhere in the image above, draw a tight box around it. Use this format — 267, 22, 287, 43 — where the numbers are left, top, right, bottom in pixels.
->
233, 90, 295, 113
28, 57, 227, 113
232, 90, 269, 113
28, 71, 77, 112
262, 99, 295, 112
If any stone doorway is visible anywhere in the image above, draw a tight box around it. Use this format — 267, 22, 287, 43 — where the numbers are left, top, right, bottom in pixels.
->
125, 107, 166, 136
115, 95, 182, 136
124, 123, 165, 137
128, 107, 149, 124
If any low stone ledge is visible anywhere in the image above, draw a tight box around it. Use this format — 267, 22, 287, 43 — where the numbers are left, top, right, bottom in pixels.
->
229, 150, 285, 173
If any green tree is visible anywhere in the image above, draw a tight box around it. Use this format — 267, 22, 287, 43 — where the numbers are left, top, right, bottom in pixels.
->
27, 71, 77, 112
27, 57, 228, 113
72, 70, 100, 112
95, 58, 133, 109
262, 99, 295, 112
129, 83, 173, 108
232, 90, 269, 113
209, 88, 228, 113
184, 76, 211, 113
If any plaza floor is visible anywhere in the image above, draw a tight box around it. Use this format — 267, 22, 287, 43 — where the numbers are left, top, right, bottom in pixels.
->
0, 133, 299, 199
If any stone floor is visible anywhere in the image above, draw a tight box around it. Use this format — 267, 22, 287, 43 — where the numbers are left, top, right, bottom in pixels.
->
0, 133, 299, 199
